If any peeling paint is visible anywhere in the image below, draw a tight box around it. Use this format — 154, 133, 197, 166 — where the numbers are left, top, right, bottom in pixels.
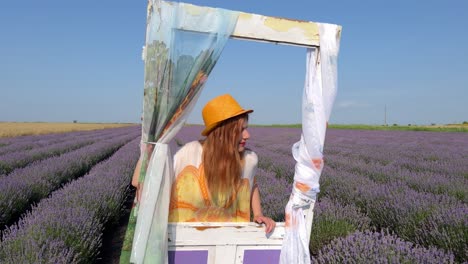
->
235, 12, 320, 45
195, 226, 221, 231
263, 17, 318, 39
239, 12, 253, 20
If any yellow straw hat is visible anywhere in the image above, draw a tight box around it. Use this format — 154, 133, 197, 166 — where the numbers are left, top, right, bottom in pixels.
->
201, 94, 253, 136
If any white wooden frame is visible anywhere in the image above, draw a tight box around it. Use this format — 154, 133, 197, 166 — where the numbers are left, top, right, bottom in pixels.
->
157, 1, 341, 263
168, 222, 285, 264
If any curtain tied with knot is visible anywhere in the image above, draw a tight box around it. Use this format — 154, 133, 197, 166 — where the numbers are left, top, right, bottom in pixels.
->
280, 23, 341, 264
119, 1, 239, 263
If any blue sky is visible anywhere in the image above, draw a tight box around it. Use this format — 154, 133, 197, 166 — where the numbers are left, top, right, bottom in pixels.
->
1, 0, 467, 125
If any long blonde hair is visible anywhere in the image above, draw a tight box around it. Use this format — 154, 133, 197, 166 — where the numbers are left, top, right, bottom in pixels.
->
202, 114, 247, 208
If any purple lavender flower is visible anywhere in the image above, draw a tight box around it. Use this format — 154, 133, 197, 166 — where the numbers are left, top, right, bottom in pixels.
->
312, 230, 455, 264
0, 131, 139, 228
0, 138, 140, 262
310, 197, 372, 255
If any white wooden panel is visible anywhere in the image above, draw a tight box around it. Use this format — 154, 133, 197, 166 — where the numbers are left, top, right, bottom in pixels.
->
214, 245, 237, 264
168, 222, 285, 246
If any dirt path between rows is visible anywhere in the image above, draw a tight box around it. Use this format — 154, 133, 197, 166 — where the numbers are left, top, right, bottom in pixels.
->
96, 188, 135, 264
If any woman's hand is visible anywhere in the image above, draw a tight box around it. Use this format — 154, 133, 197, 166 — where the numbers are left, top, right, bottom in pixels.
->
132, 158, 143, 202
253, 215, 276, 234
136, 183, 143, 203
251, 185, 275, 233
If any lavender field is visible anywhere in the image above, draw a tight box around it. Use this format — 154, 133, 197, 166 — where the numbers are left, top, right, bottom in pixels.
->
0, 126, 141, 263
0, 125, 466, 263
173, 126, 468, 263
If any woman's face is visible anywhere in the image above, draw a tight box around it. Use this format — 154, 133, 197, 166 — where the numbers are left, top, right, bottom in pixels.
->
238, 119, 250, 152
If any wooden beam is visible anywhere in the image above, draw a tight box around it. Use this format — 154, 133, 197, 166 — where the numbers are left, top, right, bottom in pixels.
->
161, 1, 342, 48
168, 222, 285, 246
233, 12, 320, 47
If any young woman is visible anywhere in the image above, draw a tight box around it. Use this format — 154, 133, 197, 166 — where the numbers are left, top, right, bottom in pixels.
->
133, 94, 275, 233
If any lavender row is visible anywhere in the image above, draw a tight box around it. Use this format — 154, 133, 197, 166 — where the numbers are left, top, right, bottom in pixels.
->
0, 138, 140, 263
0, 126, 139, 156
257, 146, 460, 263
0, 129, 93, 150
255, 146, 468, 206
0, 125, 137, 156
325, 130, 468, 180
0, 133, 137, 228
0, 139, 95, 175
237, 127, 467, 261
0, 130, 86, 155
255, 160, 375, 257
176, 127, 462, 261
320, 167, 467, 261
0, 125, 138, 145
255, 167, 291, 221
225, 135, 375, 257
311, 230, 455, 264
0, 126, 139, 175
171, 126, 467, 260
309, 197, 372, 256
325, 153, 468, 203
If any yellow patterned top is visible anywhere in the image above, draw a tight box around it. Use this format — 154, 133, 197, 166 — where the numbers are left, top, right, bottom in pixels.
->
168, 141, 257, 222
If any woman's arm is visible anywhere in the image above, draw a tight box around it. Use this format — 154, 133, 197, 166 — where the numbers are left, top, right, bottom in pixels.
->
132, 157, 142, 202
251, 185, 276, 233
132, 143, 156, 202
131, 157, 142, 188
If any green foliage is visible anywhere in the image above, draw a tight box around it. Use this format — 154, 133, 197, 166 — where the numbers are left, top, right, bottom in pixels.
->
0, 161, 12, 175
253, 124, 302, 128
254, 123, 468, 132
310, 218, 356, 256
327, 124, 468, 133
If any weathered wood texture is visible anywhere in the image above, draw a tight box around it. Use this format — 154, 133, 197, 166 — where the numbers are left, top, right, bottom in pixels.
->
162, 1, 341, 47
168, 223, 286, 264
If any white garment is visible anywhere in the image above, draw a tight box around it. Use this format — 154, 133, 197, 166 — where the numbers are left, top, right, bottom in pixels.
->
173, 141, 258, 192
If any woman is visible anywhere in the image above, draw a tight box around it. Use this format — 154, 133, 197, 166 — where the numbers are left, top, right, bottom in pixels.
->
170, 94, 275, 233
133, 94, 275, 233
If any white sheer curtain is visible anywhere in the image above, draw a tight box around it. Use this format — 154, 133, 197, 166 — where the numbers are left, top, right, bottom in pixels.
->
120, 1, 239, 263
280, 23, 341, 264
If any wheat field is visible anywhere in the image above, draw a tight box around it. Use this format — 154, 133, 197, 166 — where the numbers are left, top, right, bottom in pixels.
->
0, 122, 136, 138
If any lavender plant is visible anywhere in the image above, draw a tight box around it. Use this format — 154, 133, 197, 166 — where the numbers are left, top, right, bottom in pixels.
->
255, 168, 290, 221
415, 205, 467, 261
0, 138, 140, 263
0, 126, 137, 156
241, 127, 467, 262
0, 133, 138, 228
0, 126, 138, 175
0, 139, 95, 175
309, 197, 371, 256
312, 230, 455, 264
